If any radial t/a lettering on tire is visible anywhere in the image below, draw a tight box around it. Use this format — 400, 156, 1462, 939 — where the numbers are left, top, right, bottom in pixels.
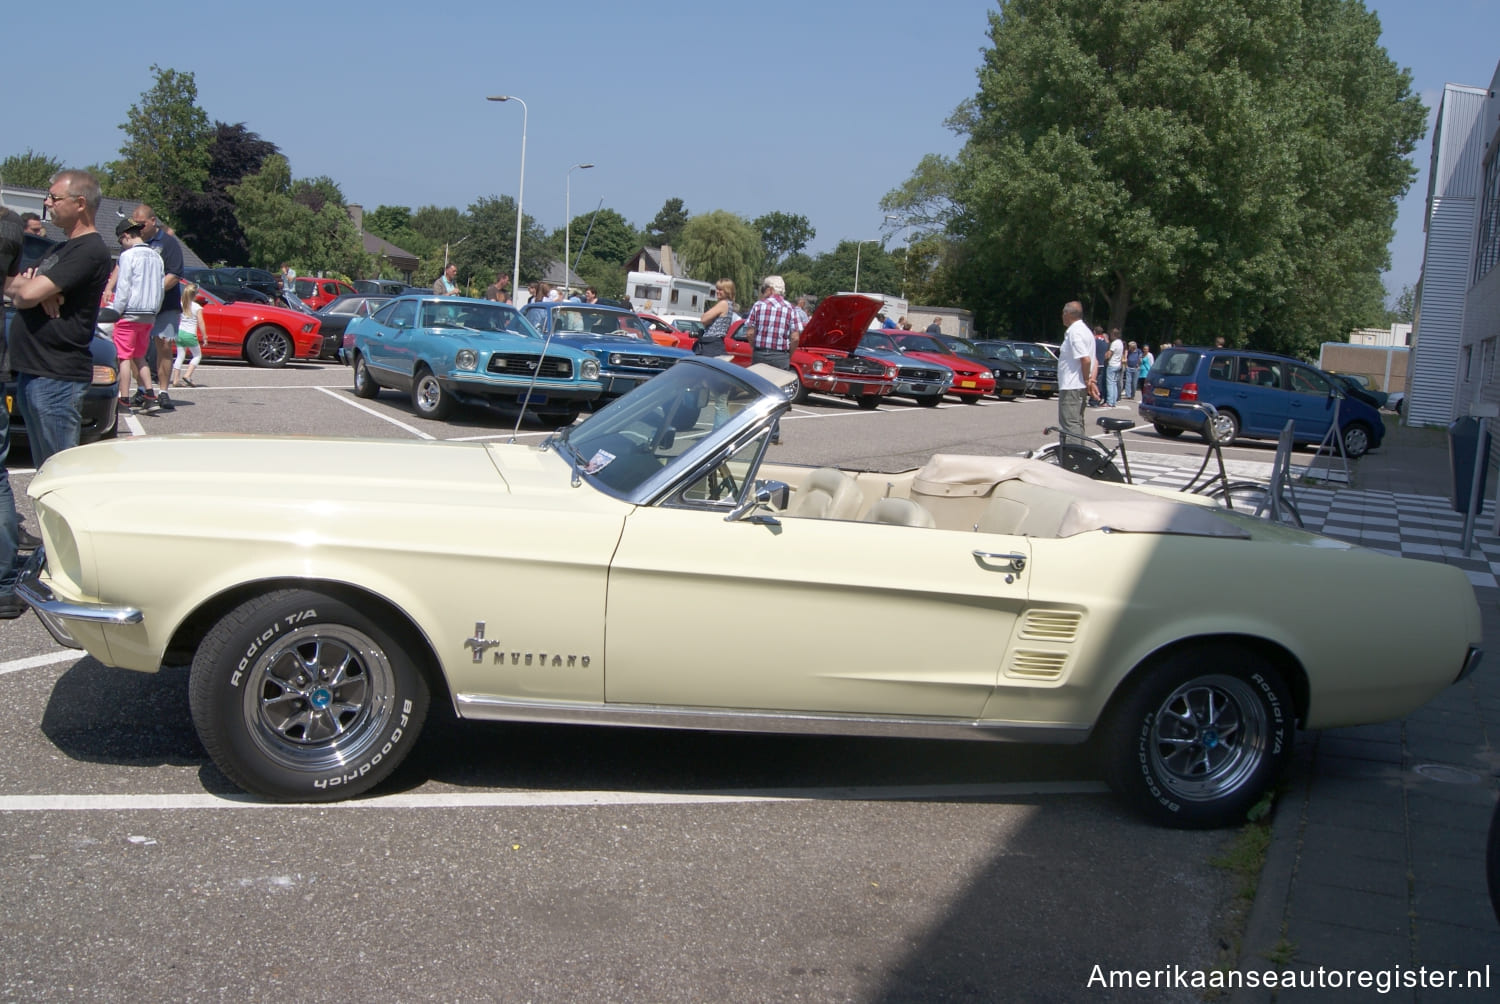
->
1099, 647, 1293, 829
188, 589, 431, 801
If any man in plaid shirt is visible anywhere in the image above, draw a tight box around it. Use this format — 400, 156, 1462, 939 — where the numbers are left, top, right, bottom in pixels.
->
741, 275, 801, 443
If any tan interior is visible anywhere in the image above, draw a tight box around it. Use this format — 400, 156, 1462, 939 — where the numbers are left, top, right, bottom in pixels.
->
764, 455, 1250, 540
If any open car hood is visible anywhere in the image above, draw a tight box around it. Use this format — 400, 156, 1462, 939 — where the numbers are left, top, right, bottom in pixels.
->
799, 294, 883, 353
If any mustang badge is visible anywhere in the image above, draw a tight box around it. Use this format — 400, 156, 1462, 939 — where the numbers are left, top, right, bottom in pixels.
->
464, 622, 590, 668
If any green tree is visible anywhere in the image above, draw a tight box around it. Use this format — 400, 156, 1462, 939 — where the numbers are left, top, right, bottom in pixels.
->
0, 149, 63, 189
174, 122, 278, 265
111, 65, 213, 222
678, 211, 762, 307
454, 195, 549, 292
230, 155, 364, 276
1391, 283, 1417, 324
646, 197, 689, 246
887, 0, 1426, 356
806, 240, 901, 300
754, 211, 816, 268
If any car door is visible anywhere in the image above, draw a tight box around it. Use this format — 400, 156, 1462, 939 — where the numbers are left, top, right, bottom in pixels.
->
1285, 364, 1338, 441
1216, 354, 1284, 437
361, 299, 418, 383
605, 490, 1030, 719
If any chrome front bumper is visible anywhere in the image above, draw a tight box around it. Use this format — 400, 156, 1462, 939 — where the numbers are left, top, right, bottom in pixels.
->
15, 547, 143, 649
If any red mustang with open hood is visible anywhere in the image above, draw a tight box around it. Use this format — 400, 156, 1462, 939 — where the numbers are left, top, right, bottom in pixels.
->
724, 293, 896, 408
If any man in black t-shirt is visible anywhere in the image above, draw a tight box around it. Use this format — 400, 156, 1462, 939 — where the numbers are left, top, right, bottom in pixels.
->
4, 170, 111, 467
0, 207, 26, 617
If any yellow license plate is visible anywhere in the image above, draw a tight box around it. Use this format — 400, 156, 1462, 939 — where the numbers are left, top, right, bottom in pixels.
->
960, 380, 976, 388
1000, 388, 1015, 396
1154, 387, 1170, 396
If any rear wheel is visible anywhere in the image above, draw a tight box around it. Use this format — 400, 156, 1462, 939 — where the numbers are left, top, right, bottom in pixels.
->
246, 325, 292, 368
352, 354, 380, 399
1042, 444, 1125, 482
411, 366, 454, 420
1207, 410, 1239, 447
1099, 647, 1293, 828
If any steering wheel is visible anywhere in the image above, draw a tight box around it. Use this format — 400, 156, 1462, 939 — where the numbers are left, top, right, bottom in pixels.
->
707, 462, 739, 501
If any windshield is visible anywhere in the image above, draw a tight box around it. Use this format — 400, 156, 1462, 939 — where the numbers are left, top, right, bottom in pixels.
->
417, 301, 540, 336
861, 332, 897, 353
940, 335, 980, 354
566, 363, 770, 497
551, 307, 650, 338
893, 334, 946, 354
1008, 343, 1054, 364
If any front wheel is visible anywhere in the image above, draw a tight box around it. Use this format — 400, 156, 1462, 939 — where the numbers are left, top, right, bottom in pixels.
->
246, 325, 293, 368
1341, 422, 1373, 459
1099, 647, 1293, 828
788, 375, 809, 405
188, 589, 431, 801
411, 366, 453, 419
856, 395, 880, 411
961, 394, 983, 405
914, 394, 942, 408
1205, 481, 1304, 527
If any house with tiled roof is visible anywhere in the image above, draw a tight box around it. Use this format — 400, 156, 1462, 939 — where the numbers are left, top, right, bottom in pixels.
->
0, 183, 208, 267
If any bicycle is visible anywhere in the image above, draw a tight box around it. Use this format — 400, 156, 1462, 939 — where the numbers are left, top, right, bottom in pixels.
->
1034, 403, 1303, 527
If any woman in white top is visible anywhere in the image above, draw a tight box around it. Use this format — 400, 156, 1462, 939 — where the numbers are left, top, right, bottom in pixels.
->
171, 283, 206, 387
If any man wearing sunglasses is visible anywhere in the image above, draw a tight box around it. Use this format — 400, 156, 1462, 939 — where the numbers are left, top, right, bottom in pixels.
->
3, 170, 112, 468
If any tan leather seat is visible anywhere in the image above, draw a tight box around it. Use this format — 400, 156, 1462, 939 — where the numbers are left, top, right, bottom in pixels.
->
787, 467, 864, 520
863, 497, 936, 528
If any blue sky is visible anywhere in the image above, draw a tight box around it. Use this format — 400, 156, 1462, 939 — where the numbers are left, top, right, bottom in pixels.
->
8, 0, 1497, 303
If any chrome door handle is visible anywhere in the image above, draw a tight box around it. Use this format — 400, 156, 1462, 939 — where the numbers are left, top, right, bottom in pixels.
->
973, 550, 1026, 572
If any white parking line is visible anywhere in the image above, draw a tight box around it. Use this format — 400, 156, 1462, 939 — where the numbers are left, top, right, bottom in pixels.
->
0, 781, 1107, 813
0, 650, 78, 676
315, 386, 435, 439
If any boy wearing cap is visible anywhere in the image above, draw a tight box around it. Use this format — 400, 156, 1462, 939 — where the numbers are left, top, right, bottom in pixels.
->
110, 218, 163, 413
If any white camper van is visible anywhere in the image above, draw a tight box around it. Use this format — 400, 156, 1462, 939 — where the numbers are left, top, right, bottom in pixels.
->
627, 271, 716, 317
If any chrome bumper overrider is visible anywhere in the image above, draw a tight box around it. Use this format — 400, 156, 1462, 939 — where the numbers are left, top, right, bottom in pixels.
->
15, 548, 143, 649
1457, 645, 1483, 683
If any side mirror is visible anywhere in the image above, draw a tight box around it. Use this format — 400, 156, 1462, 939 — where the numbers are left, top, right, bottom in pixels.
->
726, 480, 790, 523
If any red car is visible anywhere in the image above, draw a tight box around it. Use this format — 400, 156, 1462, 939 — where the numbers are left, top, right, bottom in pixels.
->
889, 332, 996, 403
724, 294, 896, 408
638, 312, 697, 351
292, 277, 356, 310
195, 290, 324, 368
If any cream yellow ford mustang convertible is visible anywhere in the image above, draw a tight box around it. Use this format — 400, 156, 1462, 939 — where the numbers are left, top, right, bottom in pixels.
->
18, 359, 1482, 827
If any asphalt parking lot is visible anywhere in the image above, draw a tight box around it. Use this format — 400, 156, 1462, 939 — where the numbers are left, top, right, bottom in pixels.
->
2, 362, 1276, 1002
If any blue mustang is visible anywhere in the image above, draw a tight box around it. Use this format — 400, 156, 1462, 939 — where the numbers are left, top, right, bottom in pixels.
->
522, 301, 691, 401
346, 295, 602, 424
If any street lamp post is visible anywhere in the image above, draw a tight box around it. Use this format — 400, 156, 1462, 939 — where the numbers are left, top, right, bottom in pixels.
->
488, 95, 528, 301
884, 214, 910, 299
853, 239, 877, 293
565, 162, 595, 293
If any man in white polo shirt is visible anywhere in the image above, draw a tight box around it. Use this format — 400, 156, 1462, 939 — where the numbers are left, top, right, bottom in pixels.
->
1057, 301, 1098, 440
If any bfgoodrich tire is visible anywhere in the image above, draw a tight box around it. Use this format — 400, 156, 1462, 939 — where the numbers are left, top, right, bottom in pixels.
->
1099, 647, 1293, 828
188, 589, 431, 801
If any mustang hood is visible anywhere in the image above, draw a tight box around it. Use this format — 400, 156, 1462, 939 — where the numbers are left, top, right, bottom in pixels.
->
26, 435, 614, 513
800, 294, 883, 353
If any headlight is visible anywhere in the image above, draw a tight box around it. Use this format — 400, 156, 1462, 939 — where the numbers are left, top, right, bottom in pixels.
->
581, 359, 600, 380
302, 324, 315, 333
455, 349, 478, 371
884, 366, 898, 379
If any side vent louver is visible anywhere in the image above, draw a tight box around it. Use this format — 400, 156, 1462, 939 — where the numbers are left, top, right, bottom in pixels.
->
1007, 650, 1068, 680
1018, 609, 1082, 642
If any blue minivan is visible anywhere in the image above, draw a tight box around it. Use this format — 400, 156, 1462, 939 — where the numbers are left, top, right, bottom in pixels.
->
1138, 347, 1384, 457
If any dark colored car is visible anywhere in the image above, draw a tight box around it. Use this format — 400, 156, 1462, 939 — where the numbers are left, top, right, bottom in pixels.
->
3, 234, 119, 447
217, 267, 282, 299
973, 340, 1059, 399
1138, 346, 1385, 457
936, 335, 1027, 400
856, 331, 953, 406
521, 301, 692, 400
307, 294, 396, 361
183, 268, 272, 305
353, 279, 420, 296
